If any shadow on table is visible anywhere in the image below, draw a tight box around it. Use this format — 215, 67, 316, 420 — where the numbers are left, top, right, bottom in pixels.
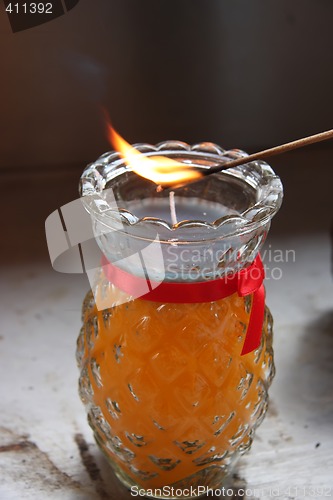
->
296, 310, 333, 424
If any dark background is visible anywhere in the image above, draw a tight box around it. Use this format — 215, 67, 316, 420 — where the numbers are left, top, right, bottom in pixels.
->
0, 0, 332, 262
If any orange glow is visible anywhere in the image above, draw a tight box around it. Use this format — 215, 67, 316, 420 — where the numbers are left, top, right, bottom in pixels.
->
107, 123, 203, 187
82, 290, 269, 489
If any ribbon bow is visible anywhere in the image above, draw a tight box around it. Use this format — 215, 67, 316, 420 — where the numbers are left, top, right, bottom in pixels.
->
236, 256, 265, 355
101, 255, 265, 356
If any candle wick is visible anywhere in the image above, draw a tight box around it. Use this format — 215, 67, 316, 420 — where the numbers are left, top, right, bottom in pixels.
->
169, 191, 178, 226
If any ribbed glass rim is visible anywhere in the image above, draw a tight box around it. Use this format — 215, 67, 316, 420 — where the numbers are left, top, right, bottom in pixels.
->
79, 141, 283, 237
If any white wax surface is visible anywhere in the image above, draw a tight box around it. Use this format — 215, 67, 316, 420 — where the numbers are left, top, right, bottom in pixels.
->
127, 196, 237, 224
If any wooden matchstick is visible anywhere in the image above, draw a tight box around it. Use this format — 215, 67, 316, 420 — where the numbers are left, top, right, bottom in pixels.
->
201, 128, 333, 175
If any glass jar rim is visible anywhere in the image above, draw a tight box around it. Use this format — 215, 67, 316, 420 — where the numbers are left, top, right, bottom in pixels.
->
80, 141, 283, 241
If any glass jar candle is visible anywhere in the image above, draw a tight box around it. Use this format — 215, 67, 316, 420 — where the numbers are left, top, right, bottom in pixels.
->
77, 141, 283, 498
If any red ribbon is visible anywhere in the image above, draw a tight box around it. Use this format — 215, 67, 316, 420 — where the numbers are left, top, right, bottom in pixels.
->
101, 255, 265, 356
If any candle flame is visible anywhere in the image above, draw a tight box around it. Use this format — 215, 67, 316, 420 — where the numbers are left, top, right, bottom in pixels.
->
106, 123, 203, 187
